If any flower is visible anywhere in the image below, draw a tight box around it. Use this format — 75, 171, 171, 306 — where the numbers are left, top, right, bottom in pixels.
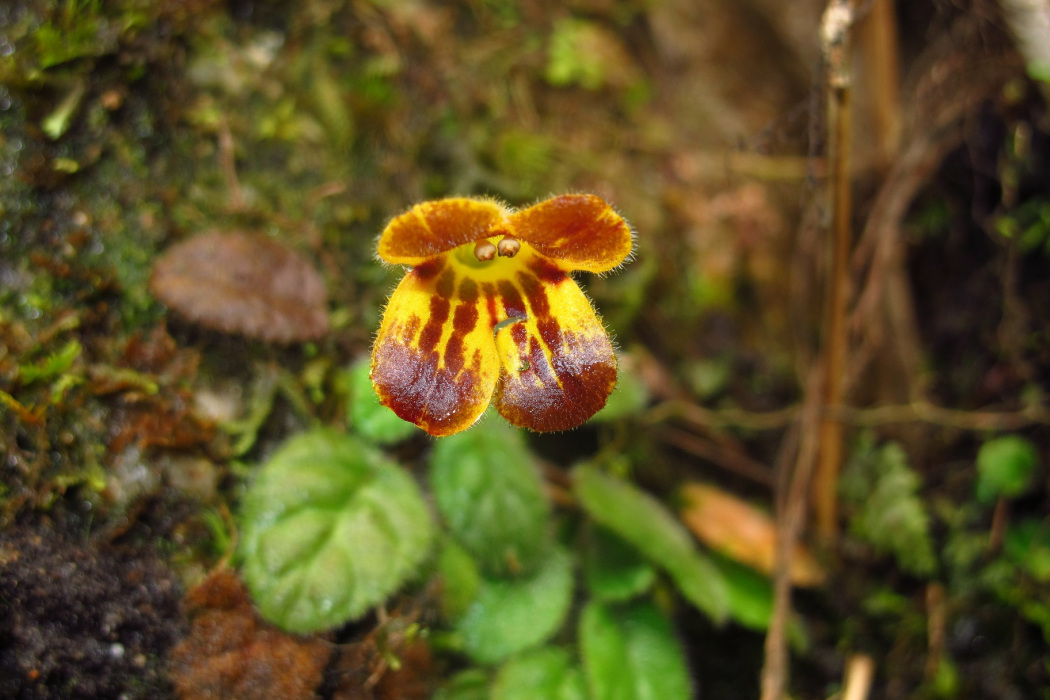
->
370, 194, 634, 436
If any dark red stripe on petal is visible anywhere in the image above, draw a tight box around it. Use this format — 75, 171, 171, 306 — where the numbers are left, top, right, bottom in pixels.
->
418, 295, 450, 354
498, 280, 527, 319
397, 315, 421, 344
516, 271, 550, 316
483, 283, 499, 329
445, 301, 479, 375
412, 256, 446, 282
458, 277, 479, 303
518, 271, 564, 352
436, 267, 456, 299
527, 256, 566, 284
537, 317, 562, 352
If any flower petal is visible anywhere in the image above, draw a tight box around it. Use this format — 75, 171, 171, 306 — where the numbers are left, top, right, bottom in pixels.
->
509, 194, 633, 274
371, 256, 501, 436
491, 254, 618, 431
377, 198, 509, 266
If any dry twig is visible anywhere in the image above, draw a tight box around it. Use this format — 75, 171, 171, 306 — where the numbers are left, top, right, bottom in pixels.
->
813, 0, 855, 541
760, 368, 823, 700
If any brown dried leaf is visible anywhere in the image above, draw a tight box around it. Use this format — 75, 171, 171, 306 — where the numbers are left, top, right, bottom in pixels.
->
107, 399, 215, 454
329, 613, 434, 700
169, 569, 332, 700
150, 231, 328, 343
678, 482, 825, 587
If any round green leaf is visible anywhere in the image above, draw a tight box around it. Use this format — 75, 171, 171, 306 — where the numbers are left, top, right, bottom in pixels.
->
457, 545, 574, 665
239, 430, 433, 633
572, 464, 728, 623
346, 358, 422, 445
431, 421, 550, 577
579, 600, 693, 700
492, 648, 587, 700
433, 670, 491, 700
976, 435, 1039, 503
584, 525, 656, 602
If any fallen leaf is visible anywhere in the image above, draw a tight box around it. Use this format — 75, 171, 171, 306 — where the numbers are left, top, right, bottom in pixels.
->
150, 231, 329, 343
678, 482, 825, 587
169, 568, 333, 700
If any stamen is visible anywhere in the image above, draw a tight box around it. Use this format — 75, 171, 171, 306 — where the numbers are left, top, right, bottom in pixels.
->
474, 240, 497, 261
497, 236, 521, 258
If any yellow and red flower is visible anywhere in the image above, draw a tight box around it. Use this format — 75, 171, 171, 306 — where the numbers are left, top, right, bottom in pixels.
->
370, 194, 633, 436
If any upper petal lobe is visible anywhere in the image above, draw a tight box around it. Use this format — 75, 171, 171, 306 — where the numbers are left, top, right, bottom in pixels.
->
509, 194, 633, 274
377, 198, 509, 266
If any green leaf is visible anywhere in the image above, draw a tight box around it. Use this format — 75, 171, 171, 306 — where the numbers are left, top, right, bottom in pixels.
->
238, 430, 433, 633
584, 525, 656, 602
711, 554, 773, 630
589, 358, 648, 423
437, 538, 482, 621
492, 648, 587, 700
457, 545, 574, 665
579, 601, 693, 700
841, 439, 936, 576
433, 669, 490, 700
346, 358, 422, 445
976, 435, 1039, 503
1004, 519, 1050, 583
572, 465, 728, 623
431, 421, 551, 577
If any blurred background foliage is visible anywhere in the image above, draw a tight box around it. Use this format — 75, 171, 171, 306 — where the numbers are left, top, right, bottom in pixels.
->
1, 0, 1049, 698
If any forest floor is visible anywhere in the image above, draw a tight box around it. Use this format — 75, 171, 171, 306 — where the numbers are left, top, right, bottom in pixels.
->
1, 0, 1048, 698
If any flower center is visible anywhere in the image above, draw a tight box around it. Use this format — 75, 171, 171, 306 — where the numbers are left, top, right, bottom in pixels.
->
452, 234, 523, 270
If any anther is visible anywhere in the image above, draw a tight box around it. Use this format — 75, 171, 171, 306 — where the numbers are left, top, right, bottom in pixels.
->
474, 240, 497, 261
497, 236, 520, 258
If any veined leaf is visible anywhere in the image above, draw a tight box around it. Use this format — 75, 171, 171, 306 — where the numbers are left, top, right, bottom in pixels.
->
457, 545, 574, 664
579, 600, 692, 700
492, 647, 587, 700
238, 430, 433, 633
431, 420, 550, 577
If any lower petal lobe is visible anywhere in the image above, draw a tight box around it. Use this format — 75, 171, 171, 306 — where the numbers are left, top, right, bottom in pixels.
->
492, 255, 618, 432
371, 256, 500, 436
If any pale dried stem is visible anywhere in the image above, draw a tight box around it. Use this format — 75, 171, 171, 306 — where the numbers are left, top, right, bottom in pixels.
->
859, 0, 901, 171
814, 0, 855, 541
842, 654, 876, 700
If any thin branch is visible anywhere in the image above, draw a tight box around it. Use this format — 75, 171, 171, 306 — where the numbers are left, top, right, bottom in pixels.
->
760, 368, 823, 700
648, 398, 1050, 432
658, 426, 775, 486
644, 400, 800, 431
831, 401, 1050, 430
